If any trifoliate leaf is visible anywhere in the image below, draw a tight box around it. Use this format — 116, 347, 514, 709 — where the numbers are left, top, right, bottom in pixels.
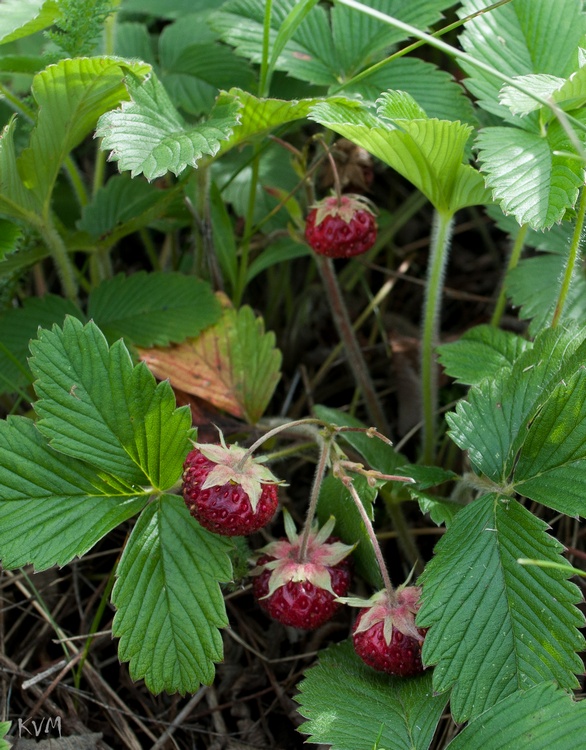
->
445, 683, 586, 750
87, 272, 222, 348
418, 494, 585, 723
96, 73, 240, 180
29, 317, 193, 490
0, 416, 147, 570
139, 303, 281, 424
296, 640, 447, 750
437, 324, 531, 386
213, 0, 457, 88
112, 494, 233, 694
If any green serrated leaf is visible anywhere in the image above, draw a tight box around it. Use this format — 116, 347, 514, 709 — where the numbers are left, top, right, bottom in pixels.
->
77, 174, 163, 239
18, 57, 151, 209
87, 271, 222, 348
447, 325, 586, 483
213, 0, 456, 87
486, 203, 574, 255
29, 316, 193, 490
437, 324, 531, 386
445, 683, 586, 750
0, 294, 83, 395
341, 57, 476, 124
498, 73, 566, 117
218, 88, 325, 156
0, 0, 60, 45
317, 473, 381, 588
458, 0, 586, 121
475, 123, 585, 230
0, 416, 147, 570
413, 490, 461, 527
309, 97, 490, 214
140, 304, 281, 424
159, 14, 254, 116
511, 367, 586, 516
96, 73, 240, 180
418, 494, 585, 723
296, 640, 447, 750
112, 494, 233, 694
506, 252, 586, 335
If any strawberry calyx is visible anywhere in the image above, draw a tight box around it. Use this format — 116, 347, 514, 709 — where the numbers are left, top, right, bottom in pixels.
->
339, 585, 424, 644
251, 511, 355, 598
192, 435, 283, 513
310, 194, 376, 227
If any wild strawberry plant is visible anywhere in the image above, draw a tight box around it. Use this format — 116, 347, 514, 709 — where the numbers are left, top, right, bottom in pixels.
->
0, 0, 585, 748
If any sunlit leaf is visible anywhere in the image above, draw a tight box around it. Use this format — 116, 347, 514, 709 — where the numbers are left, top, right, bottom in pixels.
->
0, 0, 59, 45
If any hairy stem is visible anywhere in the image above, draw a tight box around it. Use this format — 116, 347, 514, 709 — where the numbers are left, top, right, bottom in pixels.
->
233, 152, 260, 306
298, 435, 332, 562
490, 222, 528, 327
43, 216, 79, 301
421, 209, 454, 465
316, 255, 391, 436
341, 471, 397, 605
551, 187, 586, 328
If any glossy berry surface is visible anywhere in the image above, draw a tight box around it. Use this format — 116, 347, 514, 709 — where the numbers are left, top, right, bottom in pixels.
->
352, 609, 426, 677
182, 445, 279, 537
252, 548, 351, 629
305, 195, 377, 258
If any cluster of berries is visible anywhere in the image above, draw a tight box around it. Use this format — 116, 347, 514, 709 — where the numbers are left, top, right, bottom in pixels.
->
182, 442, 426, 678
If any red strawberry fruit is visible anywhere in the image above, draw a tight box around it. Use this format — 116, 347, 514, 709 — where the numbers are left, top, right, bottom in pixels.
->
251, 513, 354, 629
349, 586, 427, 677
304, 194, 377, 258
182, 438, 281, 536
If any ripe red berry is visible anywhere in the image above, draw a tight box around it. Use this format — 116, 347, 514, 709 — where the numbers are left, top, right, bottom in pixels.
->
182, 439, 281, 537
350, 586, 427, 677
304, 194, 377, 258
251, 513, 353, 629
